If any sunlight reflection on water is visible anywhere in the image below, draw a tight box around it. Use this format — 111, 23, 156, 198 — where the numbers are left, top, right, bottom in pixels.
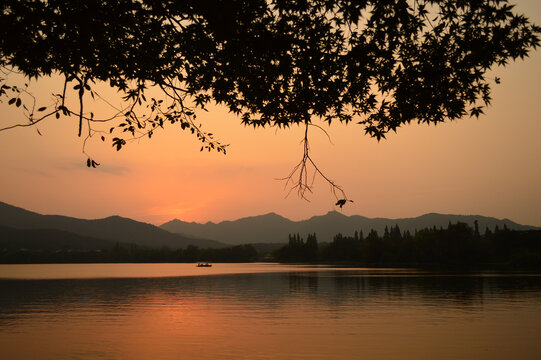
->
1, 264, 541, 359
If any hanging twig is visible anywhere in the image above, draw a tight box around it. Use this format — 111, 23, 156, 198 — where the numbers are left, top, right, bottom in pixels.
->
279, 122, 352, 207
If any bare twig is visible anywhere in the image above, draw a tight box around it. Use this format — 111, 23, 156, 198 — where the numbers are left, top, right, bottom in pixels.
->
278, 122, 350, 206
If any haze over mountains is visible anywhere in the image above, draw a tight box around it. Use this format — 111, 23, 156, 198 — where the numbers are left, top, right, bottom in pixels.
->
161, 211, 541, 245
2, 201, 539, 250
0, 202, 223, 250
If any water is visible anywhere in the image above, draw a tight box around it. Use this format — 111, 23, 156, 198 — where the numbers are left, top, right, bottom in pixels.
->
1, 264, 541, 360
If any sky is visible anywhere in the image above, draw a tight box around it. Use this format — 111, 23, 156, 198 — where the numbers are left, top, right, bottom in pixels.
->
1, 1, 540, 227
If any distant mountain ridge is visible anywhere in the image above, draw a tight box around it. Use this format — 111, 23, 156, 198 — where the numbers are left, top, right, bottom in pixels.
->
0, 202, 223, 249
161, 211, 540, 245
0, 225, 117, 251
3, 200, 538, 249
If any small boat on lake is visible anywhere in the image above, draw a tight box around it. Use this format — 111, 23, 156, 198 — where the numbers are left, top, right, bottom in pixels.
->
196, 262, 212, 267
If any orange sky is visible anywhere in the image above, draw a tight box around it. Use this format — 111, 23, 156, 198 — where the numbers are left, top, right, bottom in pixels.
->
1, 1, 540, 227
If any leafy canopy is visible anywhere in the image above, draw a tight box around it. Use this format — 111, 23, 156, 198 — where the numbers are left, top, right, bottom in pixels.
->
0, 0, 539, 197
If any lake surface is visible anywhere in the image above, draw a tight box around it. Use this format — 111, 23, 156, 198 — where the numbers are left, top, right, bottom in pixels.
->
1, 263, 541, 360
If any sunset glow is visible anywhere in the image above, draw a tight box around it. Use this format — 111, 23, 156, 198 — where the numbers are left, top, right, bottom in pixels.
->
1, 1, 540, 227
2, 2, 541, 360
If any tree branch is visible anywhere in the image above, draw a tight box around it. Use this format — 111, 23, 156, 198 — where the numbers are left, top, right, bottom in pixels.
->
279, 122, 350, 206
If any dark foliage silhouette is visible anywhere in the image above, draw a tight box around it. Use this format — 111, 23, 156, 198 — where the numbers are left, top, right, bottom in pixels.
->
0, 242, 258, 264
1, 0, 539, 198
274, 222, 541, 269
2, 222, 540, 268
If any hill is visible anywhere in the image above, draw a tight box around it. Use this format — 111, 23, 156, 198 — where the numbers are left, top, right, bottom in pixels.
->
161, 211, 540, 245
162, 212, 294, 246
0, 202, 223, 249
0, 225, 118, 251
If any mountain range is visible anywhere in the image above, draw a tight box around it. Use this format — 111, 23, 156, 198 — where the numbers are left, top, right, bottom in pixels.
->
2, 201, 539, 250
161, 211, 541, 245
0, 202, 223, 250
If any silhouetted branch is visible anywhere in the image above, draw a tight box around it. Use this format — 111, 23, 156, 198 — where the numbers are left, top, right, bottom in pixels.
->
279, 122, 349, 205
1, 0, 539, 200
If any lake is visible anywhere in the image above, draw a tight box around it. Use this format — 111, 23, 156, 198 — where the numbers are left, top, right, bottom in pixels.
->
1, 263, 541, 359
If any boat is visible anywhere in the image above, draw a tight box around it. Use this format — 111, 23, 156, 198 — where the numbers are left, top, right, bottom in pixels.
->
196, 262, 212, 267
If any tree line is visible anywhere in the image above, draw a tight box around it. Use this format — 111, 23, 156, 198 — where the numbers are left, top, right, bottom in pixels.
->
0, 243, 258, 264
274, 222, 541, 269
2, 221, 540, 268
